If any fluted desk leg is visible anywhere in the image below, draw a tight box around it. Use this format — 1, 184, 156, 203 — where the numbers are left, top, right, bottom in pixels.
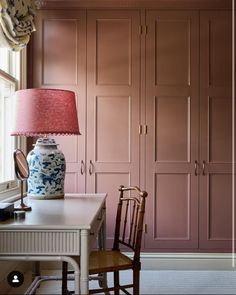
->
80, 229, 89, 294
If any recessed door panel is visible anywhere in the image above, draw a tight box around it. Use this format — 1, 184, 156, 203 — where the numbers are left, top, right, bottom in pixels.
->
208, 174, 232, 240
64, 172, 78, 193
155, 96, 190, 162
43, 19, 78, 85
208, 96, 232, 163
208, 17, 232, 87
96, 96, 130, 162
155, 19, 190, 86
54, 135, 79, 163
96, 19, 131, 85
154, 174, 190, 240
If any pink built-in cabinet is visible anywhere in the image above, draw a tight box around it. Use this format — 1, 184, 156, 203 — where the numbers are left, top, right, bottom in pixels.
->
28, 3, 232, 252
145, 10, 232, 251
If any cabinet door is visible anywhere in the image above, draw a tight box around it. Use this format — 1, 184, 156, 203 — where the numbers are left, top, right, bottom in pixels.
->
86, 10, 140, 248
145, 11, 199, 250
30, 10, 87, 193
199, 11, 232, 249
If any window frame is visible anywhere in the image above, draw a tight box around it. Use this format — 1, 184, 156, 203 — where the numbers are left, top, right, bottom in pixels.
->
0, 48, 27, 202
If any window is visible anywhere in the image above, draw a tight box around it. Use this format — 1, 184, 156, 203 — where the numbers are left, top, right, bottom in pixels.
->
0, 48, 25, 200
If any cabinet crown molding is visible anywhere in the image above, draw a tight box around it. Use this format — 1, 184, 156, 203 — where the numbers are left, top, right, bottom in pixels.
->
36, 0, 231, 10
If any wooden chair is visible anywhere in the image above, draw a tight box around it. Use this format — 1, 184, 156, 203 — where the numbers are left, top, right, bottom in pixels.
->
62, 185, 147, 295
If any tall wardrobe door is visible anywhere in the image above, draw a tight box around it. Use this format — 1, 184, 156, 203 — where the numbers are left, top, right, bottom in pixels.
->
145, 11, 199, 250
199, 11, 232, 249
30, 10, 87, 193
87, 10, 141, 247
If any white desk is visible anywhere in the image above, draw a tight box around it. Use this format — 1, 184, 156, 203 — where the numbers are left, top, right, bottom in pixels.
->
0, 193, 107, 295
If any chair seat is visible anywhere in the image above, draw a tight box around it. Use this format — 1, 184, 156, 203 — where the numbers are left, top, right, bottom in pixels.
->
89, 250, 133, 274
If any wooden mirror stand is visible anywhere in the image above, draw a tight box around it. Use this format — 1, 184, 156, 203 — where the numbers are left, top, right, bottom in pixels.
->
13, 149, 31, 211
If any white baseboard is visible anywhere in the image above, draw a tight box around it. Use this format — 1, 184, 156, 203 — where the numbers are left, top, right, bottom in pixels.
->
40, 253, 235, 271
139, 253, 235, 270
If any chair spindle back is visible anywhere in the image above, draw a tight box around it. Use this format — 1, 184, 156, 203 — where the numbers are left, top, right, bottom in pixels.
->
113, 185, 147, 260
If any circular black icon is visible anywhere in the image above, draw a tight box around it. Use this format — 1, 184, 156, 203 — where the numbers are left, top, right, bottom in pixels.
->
7, 271, 24, 288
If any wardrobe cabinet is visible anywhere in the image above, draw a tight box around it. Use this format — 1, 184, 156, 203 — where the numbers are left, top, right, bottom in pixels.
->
28, 8, 232, 252
30, 9, 141, 248
145, 10, 232, 251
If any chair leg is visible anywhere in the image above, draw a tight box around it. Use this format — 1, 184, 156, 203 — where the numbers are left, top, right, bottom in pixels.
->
133, 269, 140, 295
98, 272, 110, 295
62, 261, 69, 295
114, 270, 120, 295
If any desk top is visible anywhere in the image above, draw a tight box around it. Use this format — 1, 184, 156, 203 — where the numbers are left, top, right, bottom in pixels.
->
0, 194, 106, 230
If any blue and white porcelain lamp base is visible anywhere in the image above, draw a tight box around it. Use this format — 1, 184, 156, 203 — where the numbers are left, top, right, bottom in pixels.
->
27, 138, 66, 199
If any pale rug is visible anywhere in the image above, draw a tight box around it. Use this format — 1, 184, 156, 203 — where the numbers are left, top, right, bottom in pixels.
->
8, 270, 236, 294
38, 270, 236, 295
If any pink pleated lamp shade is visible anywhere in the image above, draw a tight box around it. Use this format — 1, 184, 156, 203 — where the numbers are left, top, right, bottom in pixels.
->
11, 88, 81, 136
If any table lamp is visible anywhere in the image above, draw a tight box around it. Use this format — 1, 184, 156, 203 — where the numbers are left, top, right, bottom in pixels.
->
11, 88, 80, 199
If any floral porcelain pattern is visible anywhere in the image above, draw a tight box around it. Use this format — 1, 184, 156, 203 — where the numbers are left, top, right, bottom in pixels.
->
27, 138, 65, 199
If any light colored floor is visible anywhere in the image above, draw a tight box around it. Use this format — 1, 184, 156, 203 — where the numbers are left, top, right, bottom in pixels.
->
8, 269, 236, 294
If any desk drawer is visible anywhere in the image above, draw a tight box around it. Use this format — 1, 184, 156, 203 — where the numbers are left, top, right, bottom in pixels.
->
0, 230, 80, 255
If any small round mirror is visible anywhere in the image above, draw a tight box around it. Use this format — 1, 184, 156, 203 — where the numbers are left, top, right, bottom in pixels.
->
14, 149, 29, 180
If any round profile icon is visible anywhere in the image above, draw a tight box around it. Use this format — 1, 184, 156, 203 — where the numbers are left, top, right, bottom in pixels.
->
7, 271, 24, 288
